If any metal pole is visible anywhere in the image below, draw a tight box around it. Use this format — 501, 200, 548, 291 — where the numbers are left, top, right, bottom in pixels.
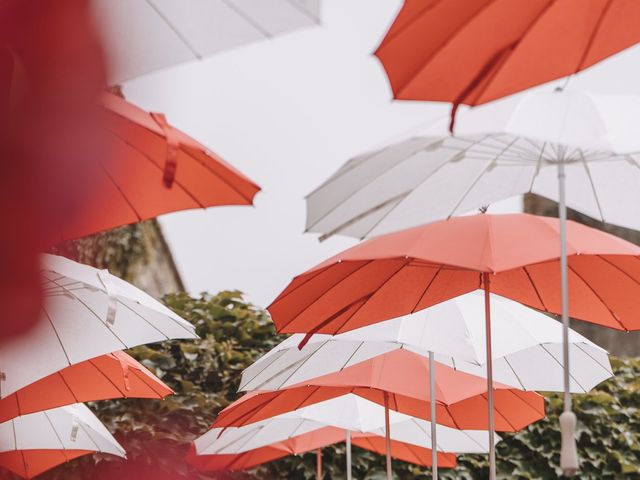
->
316, 448, 322, 480
482, 273, 496, 480
346, 430, 352, 480
384, 392, 392, 480
429, 351, 438, 479
558, 161, 579, 476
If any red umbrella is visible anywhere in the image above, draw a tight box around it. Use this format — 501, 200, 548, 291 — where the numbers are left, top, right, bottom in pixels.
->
187, 426, 457, 472
213, 349, 544, 432
0, 449, 91, 479
61, 92, 261, 241
375, 0, 640, 128
0, 351, 172, 423
268, 213, 640, 478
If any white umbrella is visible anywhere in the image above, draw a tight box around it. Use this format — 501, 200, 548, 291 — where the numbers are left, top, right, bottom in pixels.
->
0, 403, 125, 457
195, 394, 495, 477
242, 291, 612, 478
305, 89, 640, 475
94, 0, 322, 84
0, 254, 197, 397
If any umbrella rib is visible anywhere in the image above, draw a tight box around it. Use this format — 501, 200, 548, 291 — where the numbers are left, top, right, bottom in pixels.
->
144, 0, 202, 59
578, 150, 606, 223
76, 420, 103, 452
410, 264, 445, 314
265, 343, 329, 389
43, 410, 66, 449
521, 266, 546, 309
404, 441, 426, 463
466, 0, 559, 104
377, 0, 444, 44
56, 371, 82, 403
116, 300, 178, 341
573, 343, 614, 376
86, 358, 127, 397
358, 136, 494, 239
483, 392, 517, 432
221, 0, 273, 39
130, 365, 172, 397
330, 258, 413, 334
240, 350, 289, 391
528, 141, 547, 192
392, 0, 502, 97
283, 0, 321, 23
501, 357, 527, 391
41, 306, 72, 366
596, 255, 640, 290
307, 137, 445, 233
538, 343, 587, 393
508, 389, 546, 421
46, 276, 131, 348
576, 0, 615, 71
96, 160, 144, 222
566, 264, 627, 331
106, 132, 207, 209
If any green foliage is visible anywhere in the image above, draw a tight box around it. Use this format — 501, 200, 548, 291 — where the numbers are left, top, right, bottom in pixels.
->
30, 292, 640, 480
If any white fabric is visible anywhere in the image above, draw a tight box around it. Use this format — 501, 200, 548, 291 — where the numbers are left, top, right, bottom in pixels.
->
306, 91, 640, 238
194, 394, 496, 455
241, 292, 612, 393
0, 254, 197, 397
0, 404, 125, 457
94, 0, 322, 84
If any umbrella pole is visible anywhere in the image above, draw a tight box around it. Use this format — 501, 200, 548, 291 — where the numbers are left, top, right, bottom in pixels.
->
429, 351, 438, 479
384, 392, 393, 480
558, 161, 578, 476
316, 448, 322, 480
346, 430, 352, 480
482, 272, 496, 480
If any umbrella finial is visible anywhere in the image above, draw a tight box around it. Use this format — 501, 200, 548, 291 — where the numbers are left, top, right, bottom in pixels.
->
479, 205, 489, 214
560, 410, 579, 476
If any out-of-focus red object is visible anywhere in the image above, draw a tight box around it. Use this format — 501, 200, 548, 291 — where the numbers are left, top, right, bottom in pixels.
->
61, 92, 261, 241
0, 351, 172, 423
213, 349, 545, 431
187, 427, 457, 471
0, 449, 92, 479
0, 0, 107, 339
375, 0, 640, 125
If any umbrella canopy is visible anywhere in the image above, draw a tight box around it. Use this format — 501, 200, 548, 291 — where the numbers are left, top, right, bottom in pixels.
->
375, 0, 640, 107
0, 403, 125, 457
242, 292, 612, 394
95, 0, 322, 84
62, 92, 261, 241
189, 426, 459, 471
196, 394, 494, 456
0, 254, 197, 397
0, 449, 93, 479
306, 91, 640, 239
214, 349, 544, 431
0, 351, 172, 423
274, 213, 640, 335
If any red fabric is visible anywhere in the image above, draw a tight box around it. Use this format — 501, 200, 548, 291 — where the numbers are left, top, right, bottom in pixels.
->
376, 0, 640, 105
188, 426, 457, 472
60, 92, 261, 241
0, 449, 91, 479
0, 351, 172, 423
0, 0, 106, 340
269, 213, 640, 334
214, 350, 544, 432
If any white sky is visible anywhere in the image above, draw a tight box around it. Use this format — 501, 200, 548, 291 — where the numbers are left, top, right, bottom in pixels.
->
122, 0, 640, 307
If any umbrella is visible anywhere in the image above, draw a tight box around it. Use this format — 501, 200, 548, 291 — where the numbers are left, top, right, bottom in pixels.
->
243, 291, 612, 394
0, 254, 197, 397
214, 349, 544, 431
0, 404, 126, 478
62, 92, 261, 241
374, 0, 640, 128
270, 212, 640, 478
189, 426, 460, 473
0, 450, 94, 479
95, 0, 322, 84
0, 351, 172, 423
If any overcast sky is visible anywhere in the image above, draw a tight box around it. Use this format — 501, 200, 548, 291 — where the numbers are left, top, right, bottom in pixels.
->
122, 0, 640, 307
